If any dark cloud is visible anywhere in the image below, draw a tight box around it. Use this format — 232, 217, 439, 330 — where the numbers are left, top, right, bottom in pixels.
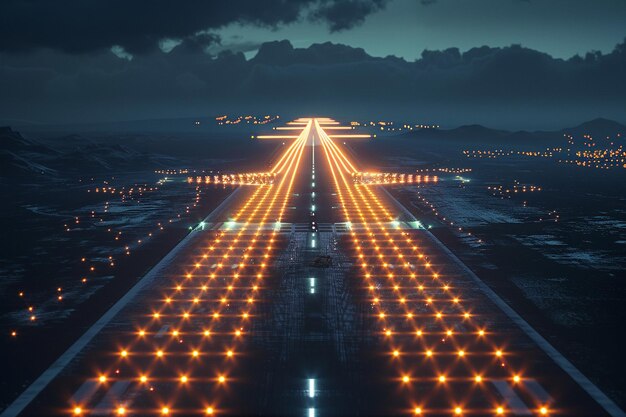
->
1, 38, 625, 128
0, 0, 388, 54
309, 0, 389, 31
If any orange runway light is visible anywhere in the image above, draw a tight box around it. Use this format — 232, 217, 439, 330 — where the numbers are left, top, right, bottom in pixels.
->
255, 135, 300, 139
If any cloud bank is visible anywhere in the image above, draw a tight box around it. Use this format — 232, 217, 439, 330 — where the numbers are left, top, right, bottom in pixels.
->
1, 38, 625, 128
0, 0, 389, 54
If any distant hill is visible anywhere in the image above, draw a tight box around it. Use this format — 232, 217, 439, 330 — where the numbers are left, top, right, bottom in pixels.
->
398, 124, 554, 144
562, 118, 626, 138
0, 126, 177, 179
0, 127, 57, 177
397, 118, 625, 145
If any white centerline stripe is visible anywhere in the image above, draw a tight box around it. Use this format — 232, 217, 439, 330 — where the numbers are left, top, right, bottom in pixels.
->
90, 380, 131, 415
492, 380, 532, 415
154, 324, 170, 338
525, 379, 553, 404
70, 380, 99, 404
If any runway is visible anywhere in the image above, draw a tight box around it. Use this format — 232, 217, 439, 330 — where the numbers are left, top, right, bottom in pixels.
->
5, 118, 621, 417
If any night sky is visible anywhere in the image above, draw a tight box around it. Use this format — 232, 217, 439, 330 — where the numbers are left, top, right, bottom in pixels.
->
1, 0, 625, 128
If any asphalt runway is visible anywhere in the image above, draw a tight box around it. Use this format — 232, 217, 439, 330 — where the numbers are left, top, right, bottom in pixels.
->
4, 119, 621, 417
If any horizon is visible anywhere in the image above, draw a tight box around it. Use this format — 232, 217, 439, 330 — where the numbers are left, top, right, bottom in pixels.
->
2, 0, 626, 129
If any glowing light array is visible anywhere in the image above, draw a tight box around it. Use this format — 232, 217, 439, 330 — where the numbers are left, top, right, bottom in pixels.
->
69, 121, 312, 415
316, 120, 553, 416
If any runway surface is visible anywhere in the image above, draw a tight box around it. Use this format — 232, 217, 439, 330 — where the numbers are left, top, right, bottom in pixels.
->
4, 118, 621, 417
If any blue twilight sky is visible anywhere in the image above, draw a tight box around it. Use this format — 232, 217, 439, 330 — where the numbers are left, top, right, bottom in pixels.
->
1, 0, 626, 126
211, 0, 626, 60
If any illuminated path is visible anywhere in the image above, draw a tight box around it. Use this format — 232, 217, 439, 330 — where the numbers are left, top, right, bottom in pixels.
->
4, 118, 622, 417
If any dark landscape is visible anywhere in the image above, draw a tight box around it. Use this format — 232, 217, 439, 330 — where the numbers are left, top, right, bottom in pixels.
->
2, 1, 626, 416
